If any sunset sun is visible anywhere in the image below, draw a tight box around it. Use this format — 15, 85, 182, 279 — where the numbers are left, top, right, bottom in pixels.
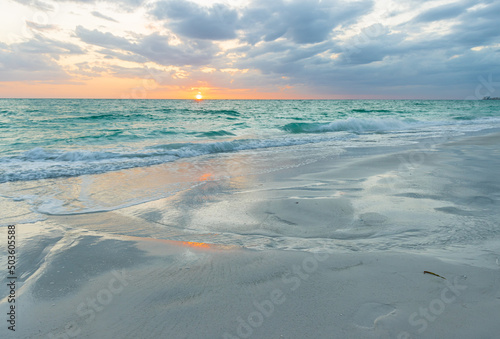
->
195, 93, 203, 100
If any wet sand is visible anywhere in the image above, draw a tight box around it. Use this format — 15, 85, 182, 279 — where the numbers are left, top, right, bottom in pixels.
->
1, 130, 500, 338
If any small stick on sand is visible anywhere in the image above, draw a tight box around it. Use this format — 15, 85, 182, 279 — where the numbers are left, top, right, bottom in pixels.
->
424, 271, 446, 279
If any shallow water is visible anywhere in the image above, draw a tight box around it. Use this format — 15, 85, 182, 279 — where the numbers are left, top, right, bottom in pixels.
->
2, 99, 500, 339
1, 99, 499, 257
1, 99, 499, 182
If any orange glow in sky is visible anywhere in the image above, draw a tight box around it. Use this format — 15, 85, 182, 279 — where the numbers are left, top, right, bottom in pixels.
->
0, 77, 319, 99
1, 0, 491, 99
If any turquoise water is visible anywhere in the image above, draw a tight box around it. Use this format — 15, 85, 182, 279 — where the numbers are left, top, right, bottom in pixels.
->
1, 99, 499, 183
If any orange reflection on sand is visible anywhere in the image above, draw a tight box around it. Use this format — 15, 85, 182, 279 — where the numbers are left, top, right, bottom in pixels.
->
130, 235, 239, 252
179, 241, 213, 249
199, 173, 212, 181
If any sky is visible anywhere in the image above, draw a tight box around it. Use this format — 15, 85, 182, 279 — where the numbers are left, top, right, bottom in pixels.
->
0, 0, 499, 99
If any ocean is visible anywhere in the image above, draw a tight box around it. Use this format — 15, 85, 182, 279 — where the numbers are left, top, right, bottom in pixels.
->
1, 99, 499, 183
1, 99, 500, 246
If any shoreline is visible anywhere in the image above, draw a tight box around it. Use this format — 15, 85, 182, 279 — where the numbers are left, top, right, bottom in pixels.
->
1, 128, 500, 338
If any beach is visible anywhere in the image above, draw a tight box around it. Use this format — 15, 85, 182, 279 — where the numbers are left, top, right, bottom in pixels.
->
2, 0, 500, 335
1, 120, 499, 338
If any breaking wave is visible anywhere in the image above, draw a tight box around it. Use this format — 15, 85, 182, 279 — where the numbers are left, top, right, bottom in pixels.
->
282, 118, 412, 134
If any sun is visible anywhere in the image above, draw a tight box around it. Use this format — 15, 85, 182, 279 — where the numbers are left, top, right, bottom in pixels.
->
195, 93, 203, 100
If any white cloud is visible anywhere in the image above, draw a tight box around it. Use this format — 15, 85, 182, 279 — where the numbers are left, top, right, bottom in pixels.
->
1, 0, 499, 98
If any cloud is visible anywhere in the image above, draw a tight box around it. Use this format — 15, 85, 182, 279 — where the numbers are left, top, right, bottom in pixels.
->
135, 33, 216, 66
75, 26, 132, 50
13, 0, 145, 11
412, 1, 470, 23
5, 0, 500, 98
442, 0, 500, 48
0, 40, 72, 82
16, 34, 84, 56
75, 26, 217, 66
91, 11, 118, 23
151, 0, 372, 44
335, 26, 405, 65
240, 0, 373, 45
11, 0, 54, 11
237, 39, 333, 75
97, 49, 147, 63
25, 21, 58, 31
152, 0, 239, 40
226, 1, 500, 98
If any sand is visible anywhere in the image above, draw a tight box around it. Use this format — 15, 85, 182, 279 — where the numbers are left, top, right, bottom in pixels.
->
1, 130, 500, 338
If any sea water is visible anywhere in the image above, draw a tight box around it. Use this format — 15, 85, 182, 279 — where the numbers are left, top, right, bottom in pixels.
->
1, 99, 499, 183
1, 99, 499, 254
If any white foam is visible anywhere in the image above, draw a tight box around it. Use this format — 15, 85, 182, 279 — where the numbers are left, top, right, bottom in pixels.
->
0, 134, 350, 183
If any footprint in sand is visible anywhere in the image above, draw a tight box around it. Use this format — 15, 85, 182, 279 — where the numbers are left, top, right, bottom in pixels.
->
353, 302, 396, 328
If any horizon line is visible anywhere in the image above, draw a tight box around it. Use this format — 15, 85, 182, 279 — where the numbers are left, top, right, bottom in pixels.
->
0, 97, 481, 101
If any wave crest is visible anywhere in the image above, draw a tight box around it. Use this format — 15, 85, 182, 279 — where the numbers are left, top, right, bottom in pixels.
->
282, 118, 411, 134
0, 134, 343, 183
